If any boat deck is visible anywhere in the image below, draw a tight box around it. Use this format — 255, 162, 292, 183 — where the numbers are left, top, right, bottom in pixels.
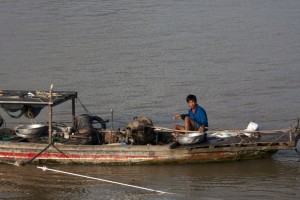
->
0, 127, 296, 150
175, 131, 296, 151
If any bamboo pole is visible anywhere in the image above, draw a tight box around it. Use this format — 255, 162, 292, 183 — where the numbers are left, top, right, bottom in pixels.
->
48, 84, 53, 143
71, 97, 76, 129
110, 109, 113, 143
147, 125, 290, 134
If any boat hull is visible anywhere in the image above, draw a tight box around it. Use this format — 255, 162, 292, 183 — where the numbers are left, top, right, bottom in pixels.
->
0, 141, 285, 165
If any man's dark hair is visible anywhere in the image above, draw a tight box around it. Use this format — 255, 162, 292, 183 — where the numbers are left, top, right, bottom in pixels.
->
186, 94, 197, 102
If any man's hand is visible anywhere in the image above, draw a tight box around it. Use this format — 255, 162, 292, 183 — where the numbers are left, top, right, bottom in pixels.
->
173, 114, 181, 120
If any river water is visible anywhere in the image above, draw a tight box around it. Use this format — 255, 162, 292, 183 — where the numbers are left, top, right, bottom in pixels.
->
0, 0, 300, 199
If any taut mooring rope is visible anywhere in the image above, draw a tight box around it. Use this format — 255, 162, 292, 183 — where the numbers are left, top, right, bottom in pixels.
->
37, 166, 173, 194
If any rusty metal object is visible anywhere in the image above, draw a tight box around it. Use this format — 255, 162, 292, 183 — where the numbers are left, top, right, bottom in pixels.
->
125, 116, 155, 145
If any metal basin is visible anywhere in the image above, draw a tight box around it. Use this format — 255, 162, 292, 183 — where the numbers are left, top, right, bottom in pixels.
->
176, 132, 205, 145
15, 124, 48, 138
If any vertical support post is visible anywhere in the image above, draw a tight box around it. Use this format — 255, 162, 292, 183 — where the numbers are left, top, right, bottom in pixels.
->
109, 109, 113, 143
72, 97, 76, 128
111, 109, 113, 130
48, 84, 53, 144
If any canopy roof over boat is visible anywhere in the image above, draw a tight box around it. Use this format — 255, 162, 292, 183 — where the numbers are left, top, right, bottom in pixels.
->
0, 90, 77, 107
0, 89, 77, 142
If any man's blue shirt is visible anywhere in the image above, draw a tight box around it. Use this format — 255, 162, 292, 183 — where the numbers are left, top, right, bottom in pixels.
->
181, 105, 208, 127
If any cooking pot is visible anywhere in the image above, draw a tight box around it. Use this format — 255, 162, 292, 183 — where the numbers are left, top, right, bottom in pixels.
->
15, 124, 48, 138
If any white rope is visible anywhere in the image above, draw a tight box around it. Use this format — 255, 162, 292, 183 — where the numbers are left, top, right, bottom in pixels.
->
37, 166, 172, 194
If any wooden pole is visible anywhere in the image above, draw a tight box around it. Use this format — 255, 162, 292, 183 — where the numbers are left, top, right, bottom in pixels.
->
109, 109, 113, 143
48, 84, 53, 143
148, 125, 289, 134
72, 97, 76, 129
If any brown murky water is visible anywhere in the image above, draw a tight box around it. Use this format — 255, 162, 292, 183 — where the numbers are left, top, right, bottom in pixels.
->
1, 0, 300, 199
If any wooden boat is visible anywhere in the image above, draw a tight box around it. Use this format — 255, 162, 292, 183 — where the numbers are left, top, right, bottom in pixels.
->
0, 88, 299, 165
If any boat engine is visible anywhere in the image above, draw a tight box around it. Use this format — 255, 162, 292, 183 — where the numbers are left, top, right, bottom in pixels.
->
124, 116, 155, 145
73, 114, 106, 134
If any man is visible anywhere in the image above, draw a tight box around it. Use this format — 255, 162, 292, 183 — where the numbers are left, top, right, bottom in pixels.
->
173, 94, 208, 134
